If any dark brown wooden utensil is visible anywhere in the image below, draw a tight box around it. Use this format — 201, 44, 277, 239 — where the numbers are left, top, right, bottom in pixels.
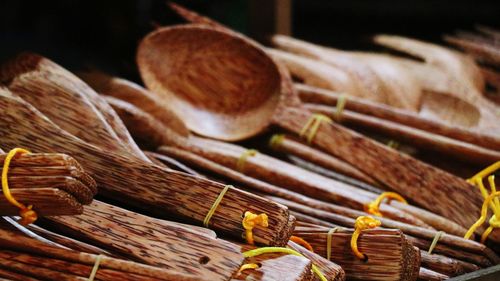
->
296, 83, 500, 150
304, 103, 500, 165
136, 24, 489, 242
0, 86, 294, 247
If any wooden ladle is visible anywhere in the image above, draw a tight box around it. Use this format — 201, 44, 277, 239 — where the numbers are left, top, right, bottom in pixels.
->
136, 25, 487, 237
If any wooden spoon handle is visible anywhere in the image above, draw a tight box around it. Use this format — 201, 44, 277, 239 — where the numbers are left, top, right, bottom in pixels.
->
297, 83, 500, 150
306, 104, 500, 165
273, 105, 483, 233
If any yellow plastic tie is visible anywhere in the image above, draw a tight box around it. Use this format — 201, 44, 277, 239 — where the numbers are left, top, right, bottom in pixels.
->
242, 247, 327, 281
365, 192, 408, 217
326, 227, 341, 261
351, 216, 381, 260
289, 235, 314, 252
465, 162, 500, 243
464, 191, 500, 241
387, 140, 400, 150
237, 149, 258, 172
238, 263, 260, 273
428, 231, 444, 254
88, 254, 104, 281
269, 134, 286, 149
242, 211, 268, 245
203, 185, 231, 228
2, 148, 37, 225
333, 94, 347, 122
300, 114, 333, 144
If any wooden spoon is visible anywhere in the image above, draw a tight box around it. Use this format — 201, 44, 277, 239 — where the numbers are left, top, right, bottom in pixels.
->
0, 87, 294, 246
373, 35, 500, 134
136, 25, 487, 240
270, 36, 422, 111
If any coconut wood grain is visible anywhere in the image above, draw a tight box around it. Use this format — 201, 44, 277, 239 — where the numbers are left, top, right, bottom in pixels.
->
0, 228, 204, 281
0, 87, 293, 246
135, 24, 491, 244
418, 267, 449, 281
293, 227, 420, 281
304, 103, 500, 165
296, 83, 500, 150
420, 251, 479, 277
0, 53, 149, 163
268, 134, 379, 186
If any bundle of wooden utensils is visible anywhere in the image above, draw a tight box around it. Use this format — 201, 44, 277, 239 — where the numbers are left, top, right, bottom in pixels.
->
0, 3, 499, 281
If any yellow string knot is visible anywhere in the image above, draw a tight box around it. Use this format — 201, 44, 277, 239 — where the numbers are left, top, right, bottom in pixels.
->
269, 134, 285, 149
465, 161, 500, 244
365, 192, 407, 217
237, 149, 258, 172
300, 114, 333, 144
2, 148, 38, 225
238, 263, 260, 273
351, 216, 381, 260
289, 235, 314, 252
242, 211, 268, 245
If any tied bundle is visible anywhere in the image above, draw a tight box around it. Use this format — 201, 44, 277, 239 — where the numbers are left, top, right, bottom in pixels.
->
0, 148, 96, 220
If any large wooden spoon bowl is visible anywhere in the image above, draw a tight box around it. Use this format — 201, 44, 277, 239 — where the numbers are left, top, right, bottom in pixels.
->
138, 25, 281, 141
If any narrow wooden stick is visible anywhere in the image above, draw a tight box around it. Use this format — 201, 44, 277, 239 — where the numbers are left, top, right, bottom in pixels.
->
420, 251, 480, 277
287, 241, 346, 281
419, 267, 449, 281
268, 134, 379, 186
1, 251, 166, 281
296, 83, 500, 150
0, 256, 83, 281
1, 188, 82, 216
0, 267, 42, 281
305, 103, 500, 165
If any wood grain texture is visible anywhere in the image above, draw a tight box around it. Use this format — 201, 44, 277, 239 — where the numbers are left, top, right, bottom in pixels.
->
420, 251, 480, 277
293, 227, 420, 281
0, 53, 149, 163
0, 188, 82, 216
305, 103, 500, 165
0, 228, 205, 281
419, 267, 449, 281
287, 241, 345, 281
297, 83, 500, 150
158, 139, 426, 228
0, 87, 293, 247
268, 134, 379, 186
273, 105, 495, 244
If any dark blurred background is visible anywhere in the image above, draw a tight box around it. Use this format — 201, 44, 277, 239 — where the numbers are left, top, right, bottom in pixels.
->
0, 0, 498, 82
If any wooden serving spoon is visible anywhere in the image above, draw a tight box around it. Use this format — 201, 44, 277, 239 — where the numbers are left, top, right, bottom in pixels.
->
373, 35, 500, 134
270, 36, 422, 111
136, 25, 487, 240
0, 85, 294, 247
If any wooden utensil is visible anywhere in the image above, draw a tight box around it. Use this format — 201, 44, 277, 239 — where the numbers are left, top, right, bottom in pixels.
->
268, 41, 421, 111
304, 103, 500, 165
0, 87, 294, 247
296, 83, 500, 150
0, 53, 150, 163
293, 226, 420, 281
0, 228, 207, 281
373, 35, 500, 133
0, 152, 96, 217
136, 24, 489, 241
